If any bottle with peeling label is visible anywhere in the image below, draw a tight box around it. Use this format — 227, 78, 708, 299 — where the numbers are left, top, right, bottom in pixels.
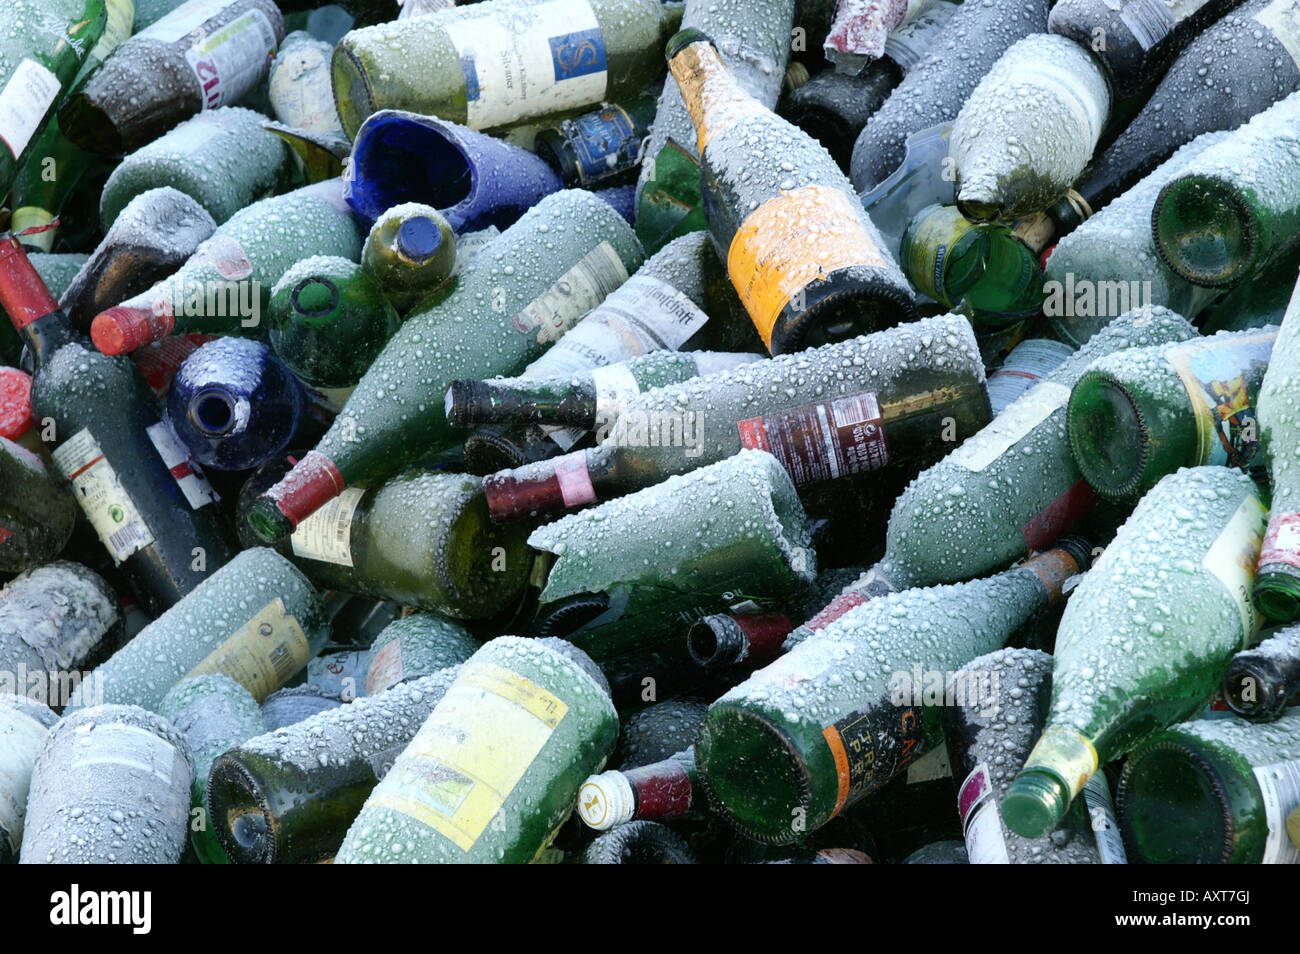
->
1068, 326, 1276, 502
822, 0, 941, 73
20, 704, 194, 864
667, 29, 915, 355
482, 314, 989, 524
533, 94, 657, 188
0, 694, 58, 863
1117, 709, 1300, 863
359, 204, 457, 314
245, 189, 643, 544
577, 748, 700, 831
331, 0, 682, 138
91, 178, 363, 356
0, 234, 236, 616
59, 0, 285, 156
1223, 626, 1300, 721
1001, 466, 1267, 839
267, 30, 346, 141
208, 666, 460, 864
72, 547, 330, 713
364, 614, 479, 697
0, 436, 77, 572
0, 0, 107, 195
336, 637, 618, 864
945, 648, 1126, 864
693, 543, 1087, 844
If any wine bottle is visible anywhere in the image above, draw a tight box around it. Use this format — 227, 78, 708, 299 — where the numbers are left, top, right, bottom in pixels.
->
359, 204, 456, 314
1117, 709, 1300, 862
166, 336, 303, 471
578, 748, 699, 830
246, 189, 643, 543
1223, 625, 1300, 720
822, 0, 940, 72
483, 314, 988, 523
0, 694, 57, 863
207, 666, 460, 864
533, 94, 657, 188
579, 819, 698, 863
59, 0, 285, 156
1068, 327, 1275, 501
694, 545, 1084, 843
686, 611, 794, 672
335, 637, 618, 863
1001, 466, 1267, 838
1255, 282, 1300, 619
9, 122, 108, 254
364, 613, 479, 696
331, 0, 682, 137
667, 29, 915, 354
949, 34, 1110, 223
0, 438, 77, 572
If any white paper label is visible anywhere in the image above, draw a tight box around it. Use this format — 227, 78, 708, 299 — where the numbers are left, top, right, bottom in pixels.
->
308, 651, 369, 699
69, 722, 177, 787
1020, 60, 1107, 152
511, 241, 628, 345
1256, 0, 1300, 69
590, 363, 643, 423
959, 763, 1011, 864
400, 0, 456, 17
1081, 772, 1127, 864
52, 429, 155, 564
290, 485, 364, 567
948, 381, 1070, 474
443, 0, 608, 129
1254, 759, 1300, 864
269, 40, 339, 135
183, 9, 277, 110
986, 339, 1073, 415
0, 59, 61, 161
146, 421, 219, 509
138, 0, 238, 42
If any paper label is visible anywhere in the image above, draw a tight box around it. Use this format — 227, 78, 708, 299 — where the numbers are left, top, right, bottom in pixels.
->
52, 429, 155, 564
669, 41, 770, 152
290, 485, 364, 567
1202, 493, 1267, 645
184, 597, 311, 701
0, 709, 49, 849
444, 0, 607, 129
0, 59, 61, 161
1260, 511, 1300, 570
738, 391, 889, 486
985, 340, 1073, 416
554, 453, 597, 507
1166, 330, 1274, 471
949, 381, 1069, 473
137, 0, 236, 43
566, 103, 641, 184
1119, 0, 1178, 50
1256, 0, 1300, 69
146, 421, 219, 509
365, 639, 404, 696
822, 702, 923, 817
183, 9, 278, 110
727, 186, 889, 350
1017, 60, 1107, 151
1081, 772, 1127, 864
959, 763, 1011, 864
269, 40, 338, 135
590, 363, 643, 423
512, 241, 628, 345
1254, 759, 1300, 864
367, 661, 568, 852
69, 723, 177, 787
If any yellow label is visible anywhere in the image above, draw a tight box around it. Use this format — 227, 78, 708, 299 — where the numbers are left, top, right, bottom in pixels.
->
368, 662, 568, 852
669, 40, 769, 153
185, 598, 311, 702
727, 186, 888, 350
1022, 725, 1098, 801
1202, 493, 1267, 645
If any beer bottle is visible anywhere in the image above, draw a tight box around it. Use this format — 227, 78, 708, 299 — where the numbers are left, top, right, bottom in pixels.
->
533, 94, 657, 188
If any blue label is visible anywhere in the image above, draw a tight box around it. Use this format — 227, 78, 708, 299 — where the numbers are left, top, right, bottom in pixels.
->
460, 55, 480, 102
569, 106, 638, 183
549, 28, 607, 81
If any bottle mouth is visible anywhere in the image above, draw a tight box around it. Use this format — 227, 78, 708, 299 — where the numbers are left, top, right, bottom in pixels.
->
190, 388, 238, 436
665, 28, 714, 61
208, 756, 278, 864
1001, 769, 1070, 839
1068, 372, 1150, 501
291, 277, 340, 321
686, 615, 743, 669
247, 497, 292, 543
1117, 741, 1234, 863
396, 217, 443, 265
1223, 657, 1287, 720
1152, 176, 1256, 288
1251, 565, 1300, 625
776, 268, 918, 353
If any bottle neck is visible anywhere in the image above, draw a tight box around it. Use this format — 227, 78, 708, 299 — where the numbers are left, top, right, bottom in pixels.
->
1014, 542, 1089, 608
687, 611, 794, 669
446, 377, 598, 431
668, 33, 769, 154
0, 234, 78, 370
482, 445, 619, 523
577, 749, 696, 830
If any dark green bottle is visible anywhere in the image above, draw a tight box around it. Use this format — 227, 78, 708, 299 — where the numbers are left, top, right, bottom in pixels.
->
1223, 626, 1300, 721
0, 436, 77, 572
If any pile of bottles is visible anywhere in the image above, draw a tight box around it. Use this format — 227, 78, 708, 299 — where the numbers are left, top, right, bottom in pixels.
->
2, 0, 1300, 866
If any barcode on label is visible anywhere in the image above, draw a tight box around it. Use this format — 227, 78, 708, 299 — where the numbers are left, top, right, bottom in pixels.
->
831, 392, 881, 428
269, 643, 295, 683
108, 522, 150, 555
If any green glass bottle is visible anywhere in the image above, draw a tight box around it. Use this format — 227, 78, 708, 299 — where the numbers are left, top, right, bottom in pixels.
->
364, 613, 480, 696
1222, 625, 1300, 721
359, 203, 457, 314
247, 189, 643, 543
0, 437, 77, 572
949, 34, 1110, 223
1152, 91, 1300, 289
0, 0, 107, 196
0, 693, 58, 863
667, 29, 914, 354
331, 0, 682, 138
91, 178, 363, 355
72, 547, 331, 713
577, 748, 699, 831
268, 255, 402, 389
208, 666, 460, 864
900, 204, 1045, 331
1001, 466, 1267, 839
694, 544, 1085, 844
1117, 709, 1300, 863
158, 673, 265, 864
336, 636, 618, 864
1069, 327, 1275, 501
98, 106, 291, 230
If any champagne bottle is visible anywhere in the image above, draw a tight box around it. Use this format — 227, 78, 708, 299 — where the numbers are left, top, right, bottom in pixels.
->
0, 694, 57, 863
98, 106, 291, 230
1066, 0, 1300, 217
1001, 466, 1267, 838
1223, 625, 1300, 720
74, 547, 330, 712
336, 637, 617, 863
0, 438, 77, 572
578, 748, 699, 830
1255, 281, 1300, 619
207, 666, 460, 864
1117, 709, 1300, 862
579, 819, 698, 863
166, 337, 303, 471
533, 94, 657, 188
949, 35, 1110, 223
667, 29, 915, 354
59, 0, 285, 156
483, 314, 988, 523
694, 546, 1084, 843
359, 204, 456, 314
945, 648, 1125, 864
20, 704, 193, 863
0, 0, 107, 194
848, 0, 1050, 194
246, 189, 643, 543
331, 0, 682, 138
0, 234, 236, 616
1068, 327, 1276, 501
364, 613, 479, 696
91, 178, 363, 355
1048, 0, 1249, 99
9, 123, 107, 254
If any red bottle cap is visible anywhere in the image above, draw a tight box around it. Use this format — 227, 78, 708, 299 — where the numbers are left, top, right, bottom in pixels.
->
91, 304, 175, 355
0, 367, 33, 440
0, 235, 59, 330
262, 450, 346, 532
